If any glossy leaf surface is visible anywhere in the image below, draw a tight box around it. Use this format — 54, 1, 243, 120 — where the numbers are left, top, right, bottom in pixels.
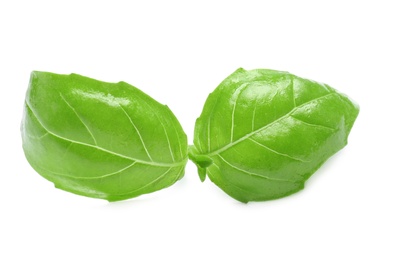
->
22, 72, 188, 201
190, 68, 359, 203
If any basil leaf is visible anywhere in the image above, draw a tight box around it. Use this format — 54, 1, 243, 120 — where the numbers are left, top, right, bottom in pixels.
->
190, 68, 359, 203
22, 71, 188, 201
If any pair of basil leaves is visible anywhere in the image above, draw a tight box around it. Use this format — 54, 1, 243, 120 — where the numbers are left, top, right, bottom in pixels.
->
21, 68, 359, 202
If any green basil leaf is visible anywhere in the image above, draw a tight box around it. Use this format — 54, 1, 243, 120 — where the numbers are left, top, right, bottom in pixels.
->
22, 71, 188, 201
190, 68, 359, 203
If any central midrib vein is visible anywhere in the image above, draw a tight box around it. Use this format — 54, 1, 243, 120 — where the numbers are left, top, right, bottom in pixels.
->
206, 92, 335, 157
25, 102, 187, 168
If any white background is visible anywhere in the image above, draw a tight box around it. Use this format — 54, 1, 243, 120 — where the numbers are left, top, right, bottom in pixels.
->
1, 1, 393, 259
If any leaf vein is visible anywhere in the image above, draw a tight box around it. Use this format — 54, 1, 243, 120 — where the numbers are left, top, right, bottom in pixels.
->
113, 166, 183, 196
41, 162, 138, 180
140, 99, 175, 162
290, 115, 336, 131
60, 93, 98, 145
248, 138, 309, 162
205, 88, 223, 153
217, 155, 294, 183
208, 164, 265, 197
290, 77, 296, 107
251, 99, 257, 131
169, 113, 184, 158
230, 83, 249, 143
119, 105, 153, 162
